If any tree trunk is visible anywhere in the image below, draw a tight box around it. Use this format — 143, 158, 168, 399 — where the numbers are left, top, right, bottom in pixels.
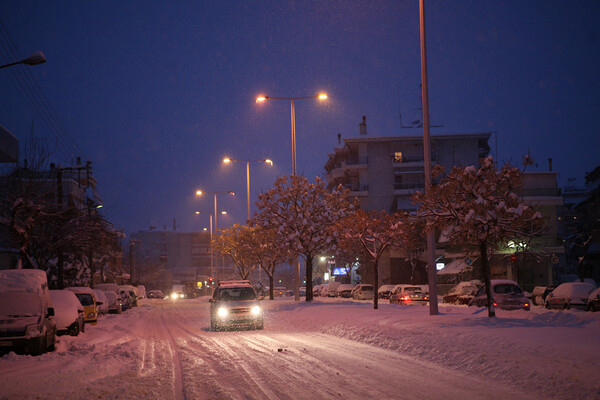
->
306, 255, 313, 301
373, 258, 379, 310
480, 241, 495, 317
269, 274, 274, 300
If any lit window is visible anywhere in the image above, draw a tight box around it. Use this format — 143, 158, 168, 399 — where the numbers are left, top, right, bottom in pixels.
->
394, 152, 403, 163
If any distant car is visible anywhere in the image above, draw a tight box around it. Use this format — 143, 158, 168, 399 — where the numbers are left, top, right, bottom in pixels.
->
118, 289, 133, 310
588, 288, 600, 312
469, 280, 530, 311
351, 284, 374, 300
443, 282, 480, 305
299, 287, 306, 297
170, 290, 185, 300
66, 287, 100, 324
378, 285, 396, 299
209, 280, 263, 331
336, 284, 355, 298
50, 290, 85, 336
93, 289, 109, 315
544, 282, 596, 310
273, 287, 286, 297
147, 290, 165, 299
389, 285, 424, 304
103, 291, 122, 314
531, 286, 555, 306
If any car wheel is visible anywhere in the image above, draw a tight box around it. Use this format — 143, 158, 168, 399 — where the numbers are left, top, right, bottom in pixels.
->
33, 336, 46, 356
545, 301, 551, 309
255, 321, 264, 330
48, 334, 56, 352
211, 320, 219, 332
70, 322, 80, 336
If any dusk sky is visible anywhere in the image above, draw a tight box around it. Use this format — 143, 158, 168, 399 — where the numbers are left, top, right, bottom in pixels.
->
1, 1, 598, 235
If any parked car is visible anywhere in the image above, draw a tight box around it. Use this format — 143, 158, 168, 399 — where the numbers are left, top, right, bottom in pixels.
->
351, 284, 374, 300
394, 289, 429, 305
94, 283, 119, 294
389, 285, 424, 304
327, 282, 342, 297
137, 285, 146, 299
319, 284, 330, 297
66, 287, 100, 324
103, 291, 122, 314
0, 269, 57, 355
209, 280, 263, 331
147, 290, 165, 299
378, 285, 396, 299
93, 289, 109, 315
299, 287, 306, 297
469, 280, 530, 311
273, 287, 286, 297
50, 290, 85, 336
544, 282, 596, 310
336, 284, 355, 298
531, 286, 555, 306
588, 288, 600, 312
120, 285, 139, 306
443, 282, 480, 305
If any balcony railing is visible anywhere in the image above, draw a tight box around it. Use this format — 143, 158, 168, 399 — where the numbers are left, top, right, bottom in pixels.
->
516, 188, 562, 197
344, 184, 369, 192
393, 182, 424, 191
344, 157, 368, 165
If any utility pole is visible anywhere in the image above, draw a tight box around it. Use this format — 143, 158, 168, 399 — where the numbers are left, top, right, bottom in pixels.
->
56, 168, 65, 289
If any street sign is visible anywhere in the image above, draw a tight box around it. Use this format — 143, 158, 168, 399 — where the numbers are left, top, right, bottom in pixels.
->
510, 254, 517, 262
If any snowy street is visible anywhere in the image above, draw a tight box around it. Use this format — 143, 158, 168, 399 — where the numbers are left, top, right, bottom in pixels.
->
1, 297, 599, 400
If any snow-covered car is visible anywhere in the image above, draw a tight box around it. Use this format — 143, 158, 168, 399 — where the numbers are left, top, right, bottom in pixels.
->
443, 282, 480, 305
93, 289, 109, 315
544, 282, 596, 310
327, 282, 342, 297
0, 269, 57, 355
147, 290, 165, 299
66, 287, 100, 324
319, 284, 330, 297
588, 288, 600, 312
299, 287, 306, 297
94, 283, 119, 294
336, 284, 355, 298
469, 280, 530, 311
103, 291, 122, 314
119, 289, 133, 310
351, 284, 374, 300
209, 280, 263, 331
50, 290, 85, 336
389, 285, 424, 304
531, 286, 555, 306
378, 284, 396, 299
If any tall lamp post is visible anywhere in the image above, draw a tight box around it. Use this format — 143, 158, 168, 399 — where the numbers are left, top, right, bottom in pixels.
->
419, 0, 438, 315
223, 157, 273, 222
195, 211, 213, 278
256, 92, 328, 301
0, 51, 46, 69
195, 190, 234, 279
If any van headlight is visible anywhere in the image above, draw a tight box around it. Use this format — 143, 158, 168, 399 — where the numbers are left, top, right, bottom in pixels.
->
251, 306, 261, 316
217, 307, 228, 318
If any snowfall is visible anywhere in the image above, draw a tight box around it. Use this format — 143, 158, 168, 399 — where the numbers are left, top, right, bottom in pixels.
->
0, 296, 599, 400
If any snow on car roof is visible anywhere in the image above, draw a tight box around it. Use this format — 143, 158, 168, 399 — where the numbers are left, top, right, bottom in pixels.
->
0, 269, 49, 294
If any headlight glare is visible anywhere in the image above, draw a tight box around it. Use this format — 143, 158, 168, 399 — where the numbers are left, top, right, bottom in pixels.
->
251, 305, 261, 316
217, 307, 228, 318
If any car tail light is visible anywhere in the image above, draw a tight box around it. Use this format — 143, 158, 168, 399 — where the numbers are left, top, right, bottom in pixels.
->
401, 295, 410, 301
524, 302, 529, 307
493, 302, 497, 307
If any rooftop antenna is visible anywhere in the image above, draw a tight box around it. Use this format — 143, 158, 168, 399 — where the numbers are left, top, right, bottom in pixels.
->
399, 84, 444, 130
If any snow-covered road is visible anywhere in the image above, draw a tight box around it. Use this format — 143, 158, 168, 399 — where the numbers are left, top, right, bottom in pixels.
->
1, 297, 598, 399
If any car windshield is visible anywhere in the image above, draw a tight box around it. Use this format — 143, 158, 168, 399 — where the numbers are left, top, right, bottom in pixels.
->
494, 284, 522, 295
75, 293, 94, 306
405, 287, 421, 293
0, 292, 42, 316
361, 286, 374, 291
218, 287, 257, 301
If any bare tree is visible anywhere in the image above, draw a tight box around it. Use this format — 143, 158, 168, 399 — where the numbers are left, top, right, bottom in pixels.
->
413, 156, 545, 317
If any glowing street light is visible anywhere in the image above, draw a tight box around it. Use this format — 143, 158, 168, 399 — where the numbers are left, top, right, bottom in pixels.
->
223, 157, 273, 222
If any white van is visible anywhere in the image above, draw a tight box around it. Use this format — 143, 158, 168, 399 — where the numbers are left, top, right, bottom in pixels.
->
0, 269, 57, 355
327, 281, 342, 297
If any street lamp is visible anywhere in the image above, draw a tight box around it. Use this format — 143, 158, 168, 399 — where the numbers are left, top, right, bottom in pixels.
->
195, 211, 213, 278
256, 92, 328, 301
195, 190, 234, 278
223, 157, 273, 222
256, 93, 327, 176
0, 51, 46, 69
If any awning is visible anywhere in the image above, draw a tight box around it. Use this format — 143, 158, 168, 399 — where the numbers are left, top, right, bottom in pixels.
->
438, 257, 477, 275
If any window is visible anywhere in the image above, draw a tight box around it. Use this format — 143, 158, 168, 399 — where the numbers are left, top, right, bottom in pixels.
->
393, 152, 403, 163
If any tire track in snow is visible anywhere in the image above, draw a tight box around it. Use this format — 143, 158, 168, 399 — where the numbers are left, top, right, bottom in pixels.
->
159, 313, 185, 400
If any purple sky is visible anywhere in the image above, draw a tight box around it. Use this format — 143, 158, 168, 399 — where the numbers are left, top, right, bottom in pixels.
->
1, 1, 599, 235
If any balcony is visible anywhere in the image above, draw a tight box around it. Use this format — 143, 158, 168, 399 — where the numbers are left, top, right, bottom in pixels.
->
342, 157, 368, 169
393, 182, 424, 195
344, 184, 369, 196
